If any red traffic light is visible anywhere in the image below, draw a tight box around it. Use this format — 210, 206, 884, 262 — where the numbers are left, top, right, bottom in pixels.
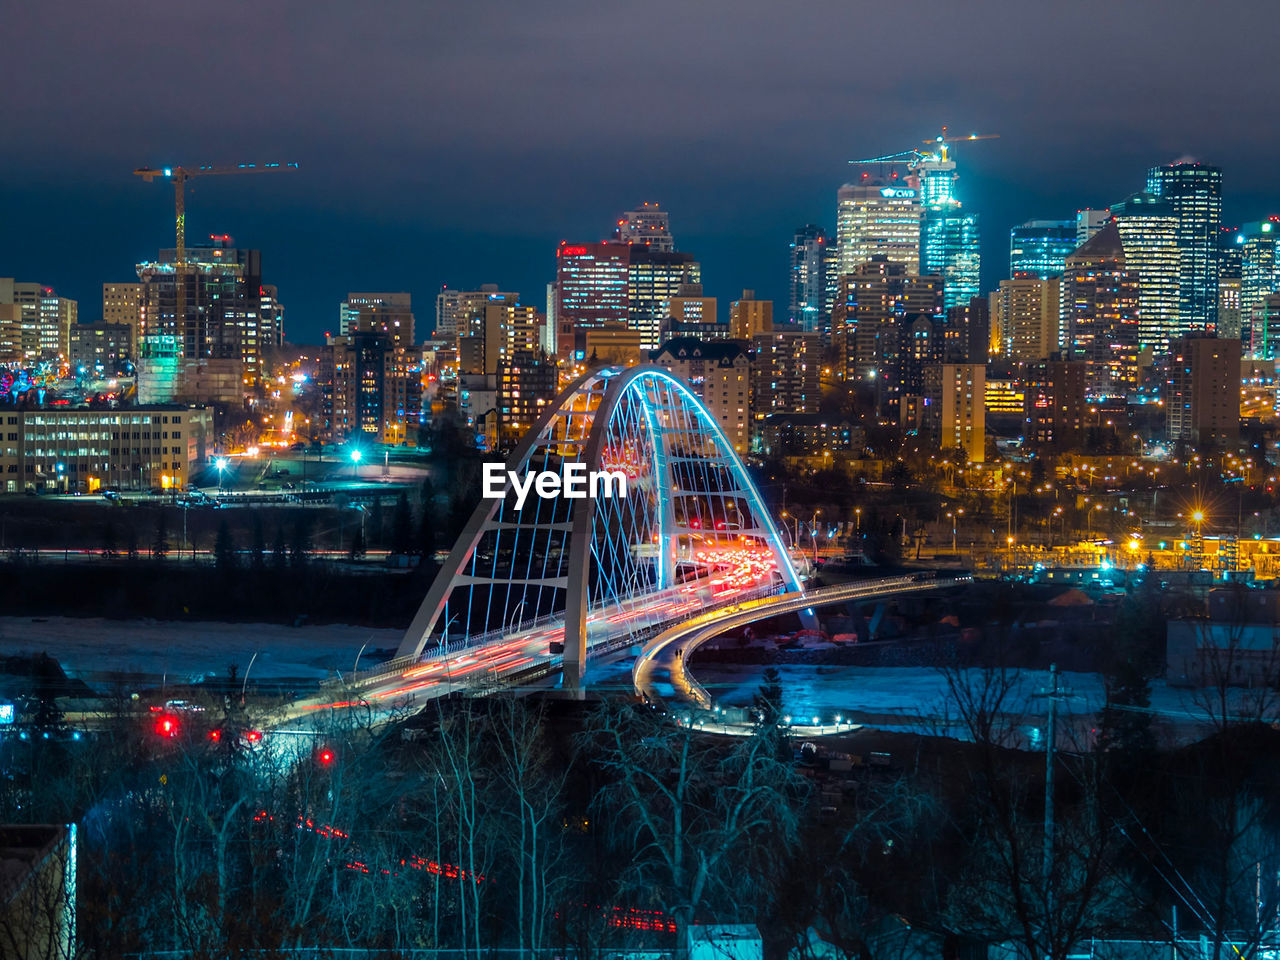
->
243, 730, 263, 743
318, 748, 334, 765
209, 729, 222, 742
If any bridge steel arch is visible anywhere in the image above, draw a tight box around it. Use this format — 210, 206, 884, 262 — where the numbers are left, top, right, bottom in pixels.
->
396, 364, 801, 689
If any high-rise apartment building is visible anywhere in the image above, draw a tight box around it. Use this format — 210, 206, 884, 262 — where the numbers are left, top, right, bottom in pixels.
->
1009, 220, 1077, 279
750, 331, 822, 425
458, 300, 544, 376
1166, 336, 1240, 446
992, 277, 1060, 361
831, 258, 942, 383
788, 225, 830, 330
497, 352, 558, 447
1147, 161, 1223, 334
1219, 228, 1244, 340
925, 363, 985, 463
649, 338, 750, 452
0, 279, 77, 362
1023, 358, 1086, 450
917, 153, 980, 310
1109, 194, 1181, 352
944, 296, 990, 364
837, 165, 922, 276
435, 286, 521, 342
137, 237, 273, 387
339, 292, 414, 348
729, 290, 773, 340
1063, 222, 1141, 399
615, 203, 674, 251
319, 331, 423, 445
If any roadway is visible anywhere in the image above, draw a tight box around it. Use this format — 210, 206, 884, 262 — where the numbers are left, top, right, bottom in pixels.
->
632, 574, 973, 720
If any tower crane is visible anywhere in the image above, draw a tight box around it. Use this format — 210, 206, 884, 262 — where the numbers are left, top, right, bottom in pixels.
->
850, 127, 998, 168
133, 162, 298, 339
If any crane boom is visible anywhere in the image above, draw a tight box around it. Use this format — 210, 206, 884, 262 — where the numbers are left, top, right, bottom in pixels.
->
133, 162, 297, 353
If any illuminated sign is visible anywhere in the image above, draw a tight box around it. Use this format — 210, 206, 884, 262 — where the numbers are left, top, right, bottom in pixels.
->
559, 245, 588, 256
880, 187, 917, 199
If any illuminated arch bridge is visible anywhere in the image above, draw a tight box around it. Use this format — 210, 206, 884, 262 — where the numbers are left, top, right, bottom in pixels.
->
395, 365, 802, 690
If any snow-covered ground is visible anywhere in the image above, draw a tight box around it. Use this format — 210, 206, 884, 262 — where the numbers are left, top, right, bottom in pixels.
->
0, 616, 400, 686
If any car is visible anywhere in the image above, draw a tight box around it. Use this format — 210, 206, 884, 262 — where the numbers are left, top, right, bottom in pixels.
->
290, 442, 307, 451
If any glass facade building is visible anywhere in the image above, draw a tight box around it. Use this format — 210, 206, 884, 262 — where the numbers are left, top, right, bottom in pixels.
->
1009, 220, 1077, 279
1109, 194, 1181, 353
1146, 162, 1223, 334
788, 225, 829, 331
836, 164, 922, 276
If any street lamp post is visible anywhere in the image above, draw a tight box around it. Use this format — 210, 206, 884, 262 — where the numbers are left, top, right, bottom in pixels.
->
215, 456, 228, 494
350, 448, 362, 480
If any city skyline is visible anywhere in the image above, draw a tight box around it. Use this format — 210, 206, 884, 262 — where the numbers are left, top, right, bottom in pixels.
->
4, 0, 1280, 342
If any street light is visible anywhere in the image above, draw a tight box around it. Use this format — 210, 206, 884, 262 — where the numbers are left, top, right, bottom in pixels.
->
350, 448, 362, 480
215, 456, 228, 493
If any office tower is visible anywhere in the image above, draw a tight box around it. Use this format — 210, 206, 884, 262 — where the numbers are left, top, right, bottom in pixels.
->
259, 285, 285, 350
729, 290, 773, 340
69, 323, 132, 375
1009, 220, 1076, 279
554, 242, 631, 362
1147, 161, 1223, 333
649, 339, 751, 452
1023, 358, 1087, 450
837, 165, 922, 276
497, 353, 558, 446
339, 292, 414, 347
627, 246, 700, 350
1250, 293, 1280, 360
0, 279, 77, 362
1218, 228, 1244, 340
1238, 219, 1280, 323
926, 363, 985, 463
1063, 222, 1141, 398
821, 240, 841, 327
1076, 209, 1111, 246
0, 304, 18, 362
917, 151, 980, 310
944, 296, 990, 364
1109, 194, 1181, 352
664, 282, 717, 326
1166, 336, 1241, 445
789, 225, 829, 330
750, 331, 821, 424
102, 282, 142, 341
992, 276, 1060, 361
615, 203, 674, 251
319, 331, 423, 444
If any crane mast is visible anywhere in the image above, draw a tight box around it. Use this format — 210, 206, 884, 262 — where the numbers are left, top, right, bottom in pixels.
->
133, 162, 298, 352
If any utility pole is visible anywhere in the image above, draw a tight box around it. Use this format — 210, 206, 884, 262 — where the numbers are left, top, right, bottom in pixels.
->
1034, 663, 1073, 929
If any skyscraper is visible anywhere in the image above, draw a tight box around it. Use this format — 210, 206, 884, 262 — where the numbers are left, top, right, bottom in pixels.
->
1063, 222, 1140, 399
554, 242, 630, 362
1165, 336, 1240, 446
1009, 220, 1077, 279
788, 225, 829, 330
1147, 161, 1223, 333
615, 203, 674, 251
837, 165, 922, 276
1238, 219, 1280, 324
1109, 194, 1181, 352
917, 154, 980, 309
627, 246, 700, 350
729, 290, 772, 340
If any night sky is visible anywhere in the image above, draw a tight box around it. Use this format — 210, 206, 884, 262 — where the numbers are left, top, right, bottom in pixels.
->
3, 0, 1278, 344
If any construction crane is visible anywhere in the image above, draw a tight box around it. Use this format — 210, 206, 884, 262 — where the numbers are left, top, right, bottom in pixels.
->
851, 127, 998, 168
133, 162, 298, 337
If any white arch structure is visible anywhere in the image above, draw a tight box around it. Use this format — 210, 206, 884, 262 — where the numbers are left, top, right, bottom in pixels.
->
397, 365, 802, 688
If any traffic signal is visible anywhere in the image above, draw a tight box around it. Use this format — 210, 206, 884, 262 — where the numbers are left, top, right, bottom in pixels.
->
318, 747, 335, 765
154, 714, 179, 738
